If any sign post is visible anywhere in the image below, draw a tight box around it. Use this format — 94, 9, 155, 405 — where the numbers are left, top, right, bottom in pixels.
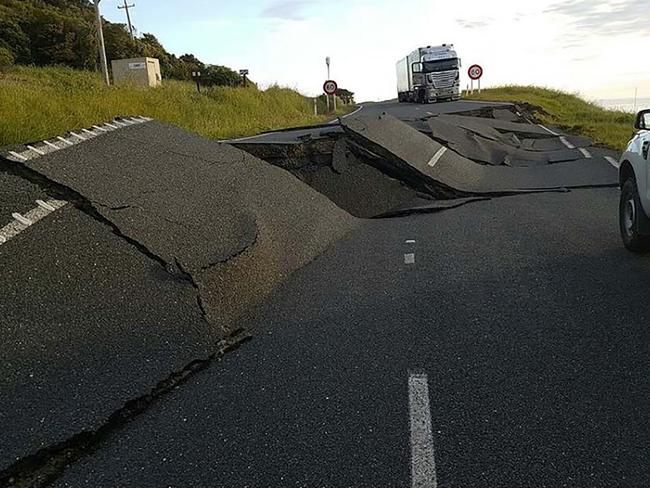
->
239, 69, 249, 87
323, 80, 338, 114
325, 57, 331, 112
468, 64, 483, 94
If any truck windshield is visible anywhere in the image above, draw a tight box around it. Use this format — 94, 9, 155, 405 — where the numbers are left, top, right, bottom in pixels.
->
422, 58, 459, 73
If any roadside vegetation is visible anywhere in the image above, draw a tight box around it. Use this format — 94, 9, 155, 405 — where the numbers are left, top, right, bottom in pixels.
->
0, 66, 349, 145
467, 86, 635, 151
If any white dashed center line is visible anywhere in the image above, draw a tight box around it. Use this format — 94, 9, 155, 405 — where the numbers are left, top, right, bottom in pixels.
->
409, 372, 437, 488
404, 253, 415, 265
406, 239, 416, 244
427, 147, 447, 168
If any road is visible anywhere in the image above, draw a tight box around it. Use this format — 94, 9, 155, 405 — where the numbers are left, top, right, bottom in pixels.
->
1, 100, 648, 488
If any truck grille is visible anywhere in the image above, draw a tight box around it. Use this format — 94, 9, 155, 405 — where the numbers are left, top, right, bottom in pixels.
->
428, 72, 456, 89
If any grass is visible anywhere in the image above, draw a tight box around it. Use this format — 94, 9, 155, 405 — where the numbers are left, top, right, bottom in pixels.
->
466, 86, 636, 151
0, 65, 350, 146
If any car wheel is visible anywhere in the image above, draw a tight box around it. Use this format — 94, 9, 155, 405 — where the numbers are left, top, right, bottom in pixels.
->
620, 178, 650, 252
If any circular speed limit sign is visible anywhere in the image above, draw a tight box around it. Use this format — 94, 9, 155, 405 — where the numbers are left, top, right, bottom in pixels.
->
323, 80, 338, 95
468, 64, 483, 80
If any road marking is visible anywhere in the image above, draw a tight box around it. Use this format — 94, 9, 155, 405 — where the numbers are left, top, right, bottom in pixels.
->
69, 132, 85, 141
82, 128, 97, 136
8, 151, 28, 161
578, 148, 592, 158
103, 122, 118, 129
406, 239, 416, 244
404, 253, 415, 265
92, 125, 108, 132
26, 145, 45, 156
11, 213, 32, 226
538, 124, 559, 136
427, 147, 447, 168
36, 200, 56, 211
42, 140, 60, 150
328, 105, 365, 124
57, 136, 74, 146
605, 156, 619, 167
409, 373, 437, 488
559, 136, 576, 149
0, 200, 67, 247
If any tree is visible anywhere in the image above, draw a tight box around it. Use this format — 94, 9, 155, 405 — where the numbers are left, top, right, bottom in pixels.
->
0, 46, 15, 71
335, 88, 355, 104
201, 64, 241, 87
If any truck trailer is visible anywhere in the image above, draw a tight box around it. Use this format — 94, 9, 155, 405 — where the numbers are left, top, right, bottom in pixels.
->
396, 44, 461, 103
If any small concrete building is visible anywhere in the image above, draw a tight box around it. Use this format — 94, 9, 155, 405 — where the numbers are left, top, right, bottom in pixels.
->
111, 57, 161, 87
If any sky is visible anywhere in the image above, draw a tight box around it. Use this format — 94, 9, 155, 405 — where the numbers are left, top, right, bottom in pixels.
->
101, 0, 650, 102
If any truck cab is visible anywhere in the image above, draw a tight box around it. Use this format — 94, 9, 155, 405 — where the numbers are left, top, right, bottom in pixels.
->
619, 109, 650, 251
396, 45, 461, 104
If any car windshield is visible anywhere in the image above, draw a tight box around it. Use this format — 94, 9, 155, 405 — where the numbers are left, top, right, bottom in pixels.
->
422, 58, 459, 72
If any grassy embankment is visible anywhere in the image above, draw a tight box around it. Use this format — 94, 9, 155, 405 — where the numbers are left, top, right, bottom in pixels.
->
0, 65, 350, 146
466, 86, 635, 151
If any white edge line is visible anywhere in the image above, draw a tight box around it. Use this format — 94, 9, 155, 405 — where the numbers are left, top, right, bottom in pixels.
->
69, 132, 85, 140
56, 136, 74, 146
1, 201, 67, 246
26, 145, 45, 156
578, 148, 592, 158
36, 199, 56, 211
8, 151, 28, 161
12, 212, 32, 226
81, 128, 97, 136
103, 122, 118, 129
538, 124, 559, 136
92, 125, 107, 132
409, 373, 437, 488
605, 156, 619, 167
42, 140, 60, 150
560, 136, 576, 150
427, 147, 447, 168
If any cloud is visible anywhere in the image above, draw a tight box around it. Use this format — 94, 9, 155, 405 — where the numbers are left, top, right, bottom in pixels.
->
544, 0, 650, 36
261, 0, 314, 21
456, 18, 492, 29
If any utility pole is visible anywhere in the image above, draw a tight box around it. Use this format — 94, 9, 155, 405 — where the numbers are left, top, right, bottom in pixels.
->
93, 0, 110, 86
117, 0, 136, 40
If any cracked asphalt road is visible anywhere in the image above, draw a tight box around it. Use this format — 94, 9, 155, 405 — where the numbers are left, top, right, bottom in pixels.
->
2, 100, 648, 487
53, 188, 650, 488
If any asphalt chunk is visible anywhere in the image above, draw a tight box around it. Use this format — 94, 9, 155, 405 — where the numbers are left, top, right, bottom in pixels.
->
342, 114, 617, 195
17, 120, 358, 331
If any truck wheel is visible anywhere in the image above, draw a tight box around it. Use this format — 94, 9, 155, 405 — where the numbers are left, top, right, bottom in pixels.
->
620, 178, 650, 252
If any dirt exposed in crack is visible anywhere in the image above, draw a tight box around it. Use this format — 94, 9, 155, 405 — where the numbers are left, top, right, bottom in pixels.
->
0, 330, 251, 488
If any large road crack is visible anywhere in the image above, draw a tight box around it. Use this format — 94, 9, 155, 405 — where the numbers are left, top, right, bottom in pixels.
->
0, 330, 251, 488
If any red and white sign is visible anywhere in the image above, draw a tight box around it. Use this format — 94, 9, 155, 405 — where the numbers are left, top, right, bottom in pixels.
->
468, 64, 483, 80
323, 80, 338, 95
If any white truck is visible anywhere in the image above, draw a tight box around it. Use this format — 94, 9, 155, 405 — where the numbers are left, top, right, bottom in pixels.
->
619, 109, 650, 251
396, 44, 461, 104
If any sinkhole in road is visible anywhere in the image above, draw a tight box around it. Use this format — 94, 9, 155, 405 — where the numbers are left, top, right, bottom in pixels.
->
232, 134, 467, 219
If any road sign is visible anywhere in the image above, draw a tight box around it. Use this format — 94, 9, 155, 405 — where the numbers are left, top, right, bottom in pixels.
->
239, 69, 249, 76
468, 64, 483, 80
323, 80, 338, 95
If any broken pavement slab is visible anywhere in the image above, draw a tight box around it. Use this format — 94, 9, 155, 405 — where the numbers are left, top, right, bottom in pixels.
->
12, 120, 358, 331
341, 114, 617, 195
426, 117, 584, 167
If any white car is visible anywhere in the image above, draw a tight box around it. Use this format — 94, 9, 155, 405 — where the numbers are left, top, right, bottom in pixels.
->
619, 109, 650, 251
